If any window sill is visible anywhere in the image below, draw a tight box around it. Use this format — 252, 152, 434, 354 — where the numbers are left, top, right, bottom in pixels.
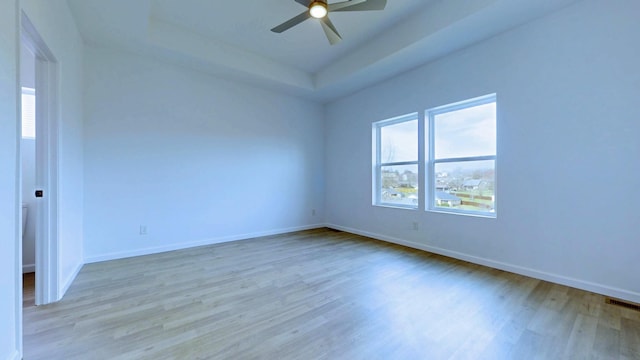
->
374, 203, 419, 211
427, 208, 496, 219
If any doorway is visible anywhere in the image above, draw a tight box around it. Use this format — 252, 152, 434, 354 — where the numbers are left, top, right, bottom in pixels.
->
20, 42, 36, 306
20, 12, 60, 306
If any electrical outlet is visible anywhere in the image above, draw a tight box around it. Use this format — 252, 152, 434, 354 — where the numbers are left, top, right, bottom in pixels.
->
312, 209, 316, 216
412, 222, 419, 231
139, 225, 147, 235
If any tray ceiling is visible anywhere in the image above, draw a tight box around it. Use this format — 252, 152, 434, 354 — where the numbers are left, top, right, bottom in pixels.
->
67, 0, 580, 102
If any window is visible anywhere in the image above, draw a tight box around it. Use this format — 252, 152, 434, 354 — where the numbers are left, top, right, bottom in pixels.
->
22, 87, 36, 139
427, 94, 497, 216
373, 113, 419, 208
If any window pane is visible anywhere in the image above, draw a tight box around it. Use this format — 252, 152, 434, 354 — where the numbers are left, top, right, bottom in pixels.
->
21, 88, 36, 139
434, 102, 495, 159
381, 119, 418, 163
433, 160, 495, 213
381, 164, 418, 207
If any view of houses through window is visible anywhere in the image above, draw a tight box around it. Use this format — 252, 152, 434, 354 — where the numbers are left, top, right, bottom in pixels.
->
433, 160, 495, 213
374, 114, 419, 208
373, 94, 497, 216
429, 95, 496, 215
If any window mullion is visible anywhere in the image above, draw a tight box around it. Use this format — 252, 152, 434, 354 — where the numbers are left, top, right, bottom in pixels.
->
417, 110, 425, 210
380, 161, 419, 167
434, 155, 496, 164
427, 111, 435, 211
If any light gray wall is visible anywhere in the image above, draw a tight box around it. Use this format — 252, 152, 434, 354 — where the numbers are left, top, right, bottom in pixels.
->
22, 0, 85, 296
83, 46, 325, 262
0, 0, 20, 357
325, 0, 640, 302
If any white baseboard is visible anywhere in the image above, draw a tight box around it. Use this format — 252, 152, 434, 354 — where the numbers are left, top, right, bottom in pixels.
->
84, 224, 326, 264
327, 223, 640, 304
22, 263, 35, 273
60, 261, 84, 299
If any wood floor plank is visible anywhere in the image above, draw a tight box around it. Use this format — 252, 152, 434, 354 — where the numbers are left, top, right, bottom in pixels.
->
22, 228, 640, 359
593, 323, 621, 359
562, 313, 599, 358
622, 318, 640, 359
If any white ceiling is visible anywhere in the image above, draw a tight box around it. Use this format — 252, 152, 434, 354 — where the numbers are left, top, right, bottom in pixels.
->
150, 0, 428, 73
67, 0, 580, 103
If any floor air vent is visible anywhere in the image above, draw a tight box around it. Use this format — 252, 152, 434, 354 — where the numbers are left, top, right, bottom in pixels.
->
605, 297, 640, 312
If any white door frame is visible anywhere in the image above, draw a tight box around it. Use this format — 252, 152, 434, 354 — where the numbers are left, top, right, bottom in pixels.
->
20, 12, 60, 306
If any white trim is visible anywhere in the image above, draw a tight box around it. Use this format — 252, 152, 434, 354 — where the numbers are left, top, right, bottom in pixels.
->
427, 208, 496, 219
326, 223, 640, 304
371, 123, 377, 205
417, 110, 425, 211
373, 112, 418, 127
378, 160, 418, 166
434, 155, 496, 163
21, 12, 61, 305
60, 262, 83, 298
22, 264, 34, 273
84, 224, 326, 264
14, 3, 23, 358
373, 204, 419, 211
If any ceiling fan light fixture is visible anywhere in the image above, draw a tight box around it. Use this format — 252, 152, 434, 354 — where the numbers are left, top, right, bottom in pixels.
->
309, 2, 328, 19
271, 0, 388, 45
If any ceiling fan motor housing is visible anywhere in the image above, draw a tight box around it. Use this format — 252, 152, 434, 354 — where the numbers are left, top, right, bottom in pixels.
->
271, 0, 388, 45
309, 1, 328, 19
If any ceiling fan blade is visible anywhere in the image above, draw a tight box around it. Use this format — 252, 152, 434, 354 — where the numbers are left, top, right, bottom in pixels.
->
328, 0, 367, 12
320, 17, 342, 45
331, 0, 387, 12
294, 0, 312, 6
271, 11, 311, 33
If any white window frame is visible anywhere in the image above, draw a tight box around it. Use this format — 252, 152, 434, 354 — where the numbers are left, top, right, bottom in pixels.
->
372, 113, 420, 209
426, 94, 497, 217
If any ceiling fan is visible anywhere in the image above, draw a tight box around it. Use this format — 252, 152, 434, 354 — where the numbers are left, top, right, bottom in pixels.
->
271, 0, 387, 45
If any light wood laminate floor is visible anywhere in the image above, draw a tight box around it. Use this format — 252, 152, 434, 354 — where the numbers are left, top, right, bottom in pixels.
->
23, 229, 640, 359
